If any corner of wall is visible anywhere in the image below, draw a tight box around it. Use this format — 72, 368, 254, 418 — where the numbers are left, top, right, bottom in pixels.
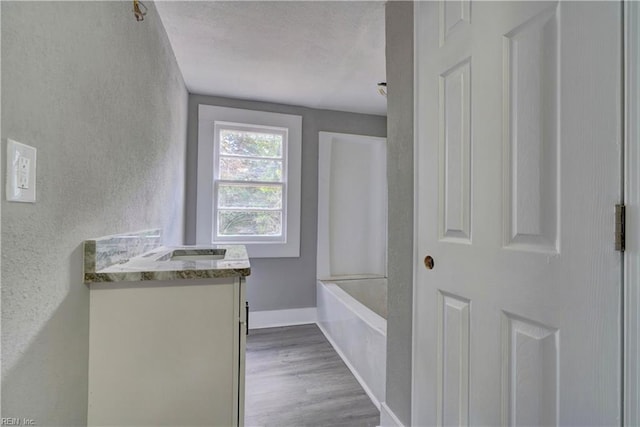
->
384, 1, 414, 426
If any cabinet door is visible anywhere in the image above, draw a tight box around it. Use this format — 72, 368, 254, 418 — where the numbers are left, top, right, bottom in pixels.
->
89, 278, 240, 426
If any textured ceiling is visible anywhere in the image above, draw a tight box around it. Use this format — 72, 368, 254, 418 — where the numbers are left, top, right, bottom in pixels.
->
155, 1, 387, 116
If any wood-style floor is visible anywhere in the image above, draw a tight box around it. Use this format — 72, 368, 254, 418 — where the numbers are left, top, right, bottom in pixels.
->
245, 324, 380, 427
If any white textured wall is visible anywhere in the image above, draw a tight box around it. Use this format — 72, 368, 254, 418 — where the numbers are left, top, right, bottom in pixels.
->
1, 2, 187, 424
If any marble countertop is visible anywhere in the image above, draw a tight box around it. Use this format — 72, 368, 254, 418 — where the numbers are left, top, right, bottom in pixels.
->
84, 241, 251, 284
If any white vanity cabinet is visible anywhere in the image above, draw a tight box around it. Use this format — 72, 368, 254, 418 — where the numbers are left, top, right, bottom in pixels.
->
88, 277, 247, 427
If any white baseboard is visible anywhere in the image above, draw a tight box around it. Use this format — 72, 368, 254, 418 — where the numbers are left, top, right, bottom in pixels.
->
316, 322, 382, 411
249, 307, 317, 330
379, 402, 405, 427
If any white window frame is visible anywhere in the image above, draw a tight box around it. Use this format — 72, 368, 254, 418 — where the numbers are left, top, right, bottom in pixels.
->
212, 121, 288, 243
197, 105, 302, 258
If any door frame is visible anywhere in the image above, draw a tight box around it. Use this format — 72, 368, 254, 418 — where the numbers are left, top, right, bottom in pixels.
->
625, 1, 640, 425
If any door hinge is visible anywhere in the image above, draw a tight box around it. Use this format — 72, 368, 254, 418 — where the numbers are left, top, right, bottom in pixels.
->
616, 203, 626, 252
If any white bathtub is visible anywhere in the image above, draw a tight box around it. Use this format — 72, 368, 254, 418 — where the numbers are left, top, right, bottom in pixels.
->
316, 278, 387, 409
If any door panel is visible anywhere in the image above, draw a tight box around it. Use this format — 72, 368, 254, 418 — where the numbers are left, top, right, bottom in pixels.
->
502, 6, 559, 253
437, 291, 471, 426
501, 312, 559, 426
439, 0, 471, 47
414, 2, 621, 426
439, 57, 472, 243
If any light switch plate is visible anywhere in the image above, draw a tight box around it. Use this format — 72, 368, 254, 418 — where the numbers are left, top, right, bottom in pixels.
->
6, 139, 37, 203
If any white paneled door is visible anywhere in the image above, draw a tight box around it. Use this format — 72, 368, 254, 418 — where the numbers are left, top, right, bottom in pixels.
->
413, 2, 622, 426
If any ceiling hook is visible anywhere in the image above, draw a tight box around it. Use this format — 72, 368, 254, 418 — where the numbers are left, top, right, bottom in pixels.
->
133, 0, 147, 22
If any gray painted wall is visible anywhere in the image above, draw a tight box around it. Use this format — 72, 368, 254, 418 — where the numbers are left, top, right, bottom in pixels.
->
1, 2, 188, 424
385, 2, 414, 425
187, 95, 387, 312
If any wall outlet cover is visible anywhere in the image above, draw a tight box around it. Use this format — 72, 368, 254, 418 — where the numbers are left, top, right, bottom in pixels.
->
6, 139, 37, 203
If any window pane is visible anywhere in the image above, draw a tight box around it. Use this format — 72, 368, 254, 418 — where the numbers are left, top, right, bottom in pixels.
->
219, 157, 282, 182
220, 129, 283, 158
218, 211, 282, 236
218, 185, 282, 209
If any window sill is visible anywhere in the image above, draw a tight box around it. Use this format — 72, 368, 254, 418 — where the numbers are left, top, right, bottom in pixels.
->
229, 241, 299, 258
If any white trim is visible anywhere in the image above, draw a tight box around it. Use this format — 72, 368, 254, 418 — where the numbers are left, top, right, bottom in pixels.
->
196, 104, 302, 258
380, 402, 405, 427
625, 2, 640, 425
315, 321, 382, 411
248, 308, 317, 330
